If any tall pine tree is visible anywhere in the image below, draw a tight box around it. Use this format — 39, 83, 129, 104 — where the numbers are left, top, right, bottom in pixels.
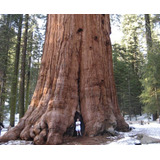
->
112, 14, 144, 119
19, 14, 29, 119
9, 14, 23, 127
140, 14, 160, 121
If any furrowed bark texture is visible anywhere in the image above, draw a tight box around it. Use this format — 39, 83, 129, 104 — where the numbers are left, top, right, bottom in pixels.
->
0, 14, 129, 144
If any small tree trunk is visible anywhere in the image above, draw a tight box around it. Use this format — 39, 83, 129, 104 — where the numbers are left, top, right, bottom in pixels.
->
0, 14, 129, 144
25, 32, 33, 112
19, 14, 29, 118
10, 14, 23, 127
0, 14, 11, 122
0, 80, 6, 122
145, 14, 152, 51
155, 87, 160, 123
144, 15, 159, 119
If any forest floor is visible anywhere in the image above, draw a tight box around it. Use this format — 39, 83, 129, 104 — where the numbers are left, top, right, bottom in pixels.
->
62, 133, 119, 145
62, 121, 160, 145
1, 114, 160, 145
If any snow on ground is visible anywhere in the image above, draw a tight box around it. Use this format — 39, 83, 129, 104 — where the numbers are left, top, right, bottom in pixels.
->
1, 113, 19, 136
108, 114, 160, 145
108, 122, 160, 145
1, 114, 160, 145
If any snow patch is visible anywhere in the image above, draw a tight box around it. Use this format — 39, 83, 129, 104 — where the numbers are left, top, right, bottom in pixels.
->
108, 116, 160, 145
1, 113, 19, 136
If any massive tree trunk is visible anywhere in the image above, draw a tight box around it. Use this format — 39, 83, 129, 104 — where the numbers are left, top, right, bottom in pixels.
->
0, 14, 129, 144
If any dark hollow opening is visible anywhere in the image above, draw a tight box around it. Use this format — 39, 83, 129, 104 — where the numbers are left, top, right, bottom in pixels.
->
63, 111, 85, 137
102, 19, 104, 25
73, 111, 85, 136
94, 36, 98, 41
105, 40, 110, 46
77, 28, 83, 33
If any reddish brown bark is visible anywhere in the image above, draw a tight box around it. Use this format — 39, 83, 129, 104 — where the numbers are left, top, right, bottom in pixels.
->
0, 14, 129, 145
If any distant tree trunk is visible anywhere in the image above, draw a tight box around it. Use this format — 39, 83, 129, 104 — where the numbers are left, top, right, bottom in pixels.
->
145, 14, 152, 51
154, 87, 160, 123
128, 76, 132, 121
19, 14, 29, 119
144, 14, 158, 120
0, 14, 11, 122
0, 71, 2, 121
10, 14, 23, 127
0, 14, 129, 144
25, 32, 33, 112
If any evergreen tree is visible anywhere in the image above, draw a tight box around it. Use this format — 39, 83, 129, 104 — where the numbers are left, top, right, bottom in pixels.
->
112, 43, 129, 115
140, 14, 160, 121
19, 14, 29, 119
25, 31, 32, 112
9, 14, 23, 127
0, 14, 15, 122
112, 14, 144, 119
0, 14, 46, 125
25, 14, 46, 111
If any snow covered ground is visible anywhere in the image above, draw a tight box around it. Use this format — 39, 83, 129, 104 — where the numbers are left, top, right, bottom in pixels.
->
1, 113, 19, 136
108, 114, 160, 145
108, 122, 160, 145
1, 114, 160, 145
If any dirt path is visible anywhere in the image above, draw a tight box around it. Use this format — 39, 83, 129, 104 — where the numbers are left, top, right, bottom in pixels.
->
62, 134, 121, 145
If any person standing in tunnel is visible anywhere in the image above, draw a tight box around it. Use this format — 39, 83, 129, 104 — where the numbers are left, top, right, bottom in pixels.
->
75, 118, 82, 136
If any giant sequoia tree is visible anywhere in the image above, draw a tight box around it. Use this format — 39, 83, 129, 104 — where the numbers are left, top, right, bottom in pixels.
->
0, 14, 129, 145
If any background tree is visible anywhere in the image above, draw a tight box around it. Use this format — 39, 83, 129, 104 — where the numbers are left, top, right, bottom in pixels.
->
25, 31, 32, 112
25, 14, 46, 112
9, 14, 23, 127
0, 14, 15, 122
0, 14, 46, 126
112, 14, 144, 120
19, 14, 29, 119
140, 14, 160, 121
111, 14, 160, 121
